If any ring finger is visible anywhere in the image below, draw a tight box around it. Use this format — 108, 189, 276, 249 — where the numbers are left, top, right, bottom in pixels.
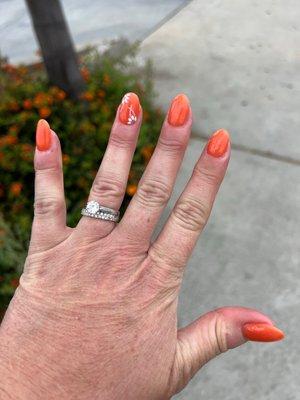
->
77, 92, 142, 238
150, 129, 231, 270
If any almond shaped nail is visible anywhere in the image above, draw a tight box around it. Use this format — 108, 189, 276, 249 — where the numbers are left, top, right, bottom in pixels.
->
207, 129, 230, 158
119, 92, 140, 125
36, 119, 51, 151
242, 323, 285, 342
168, 94, 190, 126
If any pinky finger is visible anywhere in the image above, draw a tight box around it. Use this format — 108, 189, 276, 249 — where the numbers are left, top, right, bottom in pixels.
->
30, 120, 69, 253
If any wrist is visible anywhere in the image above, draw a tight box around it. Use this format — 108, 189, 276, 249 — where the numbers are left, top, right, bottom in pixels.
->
0, 288, 112, 399
0, 289, 63, 399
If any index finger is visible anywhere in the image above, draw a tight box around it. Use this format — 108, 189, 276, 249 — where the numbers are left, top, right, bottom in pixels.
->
149, 129, 230, 269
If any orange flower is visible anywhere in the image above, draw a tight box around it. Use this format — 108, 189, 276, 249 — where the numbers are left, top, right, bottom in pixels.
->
56, 90, 66, 101
23, 99, 33, 110
10, 182, 22, 196
103, 73, 111, 86
143, 111, 150, 122
62, 154, 70, 164
10, 278, 19, 289
8, 101, 19, 112
39, 107, 51, 118
141, 145, 155, 163
97, 89, 106, 99
46, 94, 53, 105
34, 93, 44, 107
34, 92, 50, 107
15, 77, 23, 86
126, 184, 137, 197
50, 86, 59, 95
2, 64, 16, 73
82, 91, 94, 101
18, 66, 28, 75
81, 66, 90, 81
0, 135, 18, 147
128, 170, 135, 180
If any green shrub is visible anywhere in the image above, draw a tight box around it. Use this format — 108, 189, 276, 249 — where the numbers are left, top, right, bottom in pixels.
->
0, 41, 163, 310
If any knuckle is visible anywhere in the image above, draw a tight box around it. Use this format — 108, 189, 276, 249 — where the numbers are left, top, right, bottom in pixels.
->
149, 244, 183, 274
146, 247, 182, 296
213, 311, 228, 354
200, 311, 228, 357
157, 135, 186, 154
193, 165, 220, 186
34, 197, 64, 216
172, 196, 210, 232
109, 129, 135, 149
136, 178, 171, 208
92, 176, 125, 200
35, 165, 61, 173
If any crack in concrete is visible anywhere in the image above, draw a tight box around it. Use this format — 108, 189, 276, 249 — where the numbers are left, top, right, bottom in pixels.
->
192, 133, 300, 166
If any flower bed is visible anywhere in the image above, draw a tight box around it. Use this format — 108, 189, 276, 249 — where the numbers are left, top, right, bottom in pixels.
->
0, 42, 163, 310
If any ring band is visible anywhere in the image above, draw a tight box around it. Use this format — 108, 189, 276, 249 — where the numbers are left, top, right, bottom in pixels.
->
81, 201, 120, 222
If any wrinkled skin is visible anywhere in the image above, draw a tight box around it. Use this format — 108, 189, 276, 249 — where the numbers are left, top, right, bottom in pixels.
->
0, 95, 274, 400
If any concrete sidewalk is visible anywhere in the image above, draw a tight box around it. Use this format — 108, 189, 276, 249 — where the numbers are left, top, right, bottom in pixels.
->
140, 0, 300, 161
140, 1, 300, 399
0, 0, 187, 63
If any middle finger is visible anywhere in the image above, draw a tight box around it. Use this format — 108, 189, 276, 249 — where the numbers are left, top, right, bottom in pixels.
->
117, 94, 192, 246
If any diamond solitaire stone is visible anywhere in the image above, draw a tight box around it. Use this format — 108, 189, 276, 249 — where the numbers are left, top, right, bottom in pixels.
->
86, 201, 100, 215
81, 200, 119, 222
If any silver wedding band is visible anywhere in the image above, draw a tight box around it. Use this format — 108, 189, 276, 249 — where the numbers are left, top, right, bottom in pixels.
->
81, 201, 120, 222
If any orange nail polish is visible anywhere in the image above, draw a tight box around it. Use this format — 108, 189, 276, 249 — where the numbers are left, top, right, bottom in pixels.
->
242, 323, 285, 342
168, 94, 190, 126
207, 129, 230, 158
119, 93, 140, 125
36, 119, 51, 151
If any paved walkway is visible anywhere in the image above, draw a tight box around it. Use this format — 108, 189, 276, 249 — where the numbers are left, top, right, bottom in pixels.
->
0, 0, 187, 63
140, 1, 300, 399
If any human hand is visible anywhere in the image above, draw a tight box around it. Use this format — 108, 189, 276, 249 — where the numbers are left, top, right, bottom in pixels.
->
0, 93, 284, 399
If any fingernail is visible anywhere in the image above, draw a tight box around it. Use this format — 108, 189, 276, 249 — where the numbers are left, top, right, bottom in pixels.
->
207, 129, 230, 158
168, 94, 190, 126
119, 93, 140, 125
242, 323, 285, 342
36, 119, 51, 151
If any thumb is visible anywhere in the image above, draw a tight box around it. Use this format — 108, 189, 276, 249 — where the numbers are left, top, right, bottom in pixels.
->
171, 307, 284, 395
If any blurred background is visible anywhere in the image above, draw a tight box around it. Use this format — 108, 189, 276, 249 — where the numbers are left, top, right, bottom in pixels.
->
0, 1, 299, 399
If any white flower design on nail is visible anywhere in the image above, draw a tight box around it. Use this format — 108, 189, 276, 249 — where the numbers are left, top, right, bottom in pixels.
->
122, 94, 130, 104
122, 94, 137, 125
